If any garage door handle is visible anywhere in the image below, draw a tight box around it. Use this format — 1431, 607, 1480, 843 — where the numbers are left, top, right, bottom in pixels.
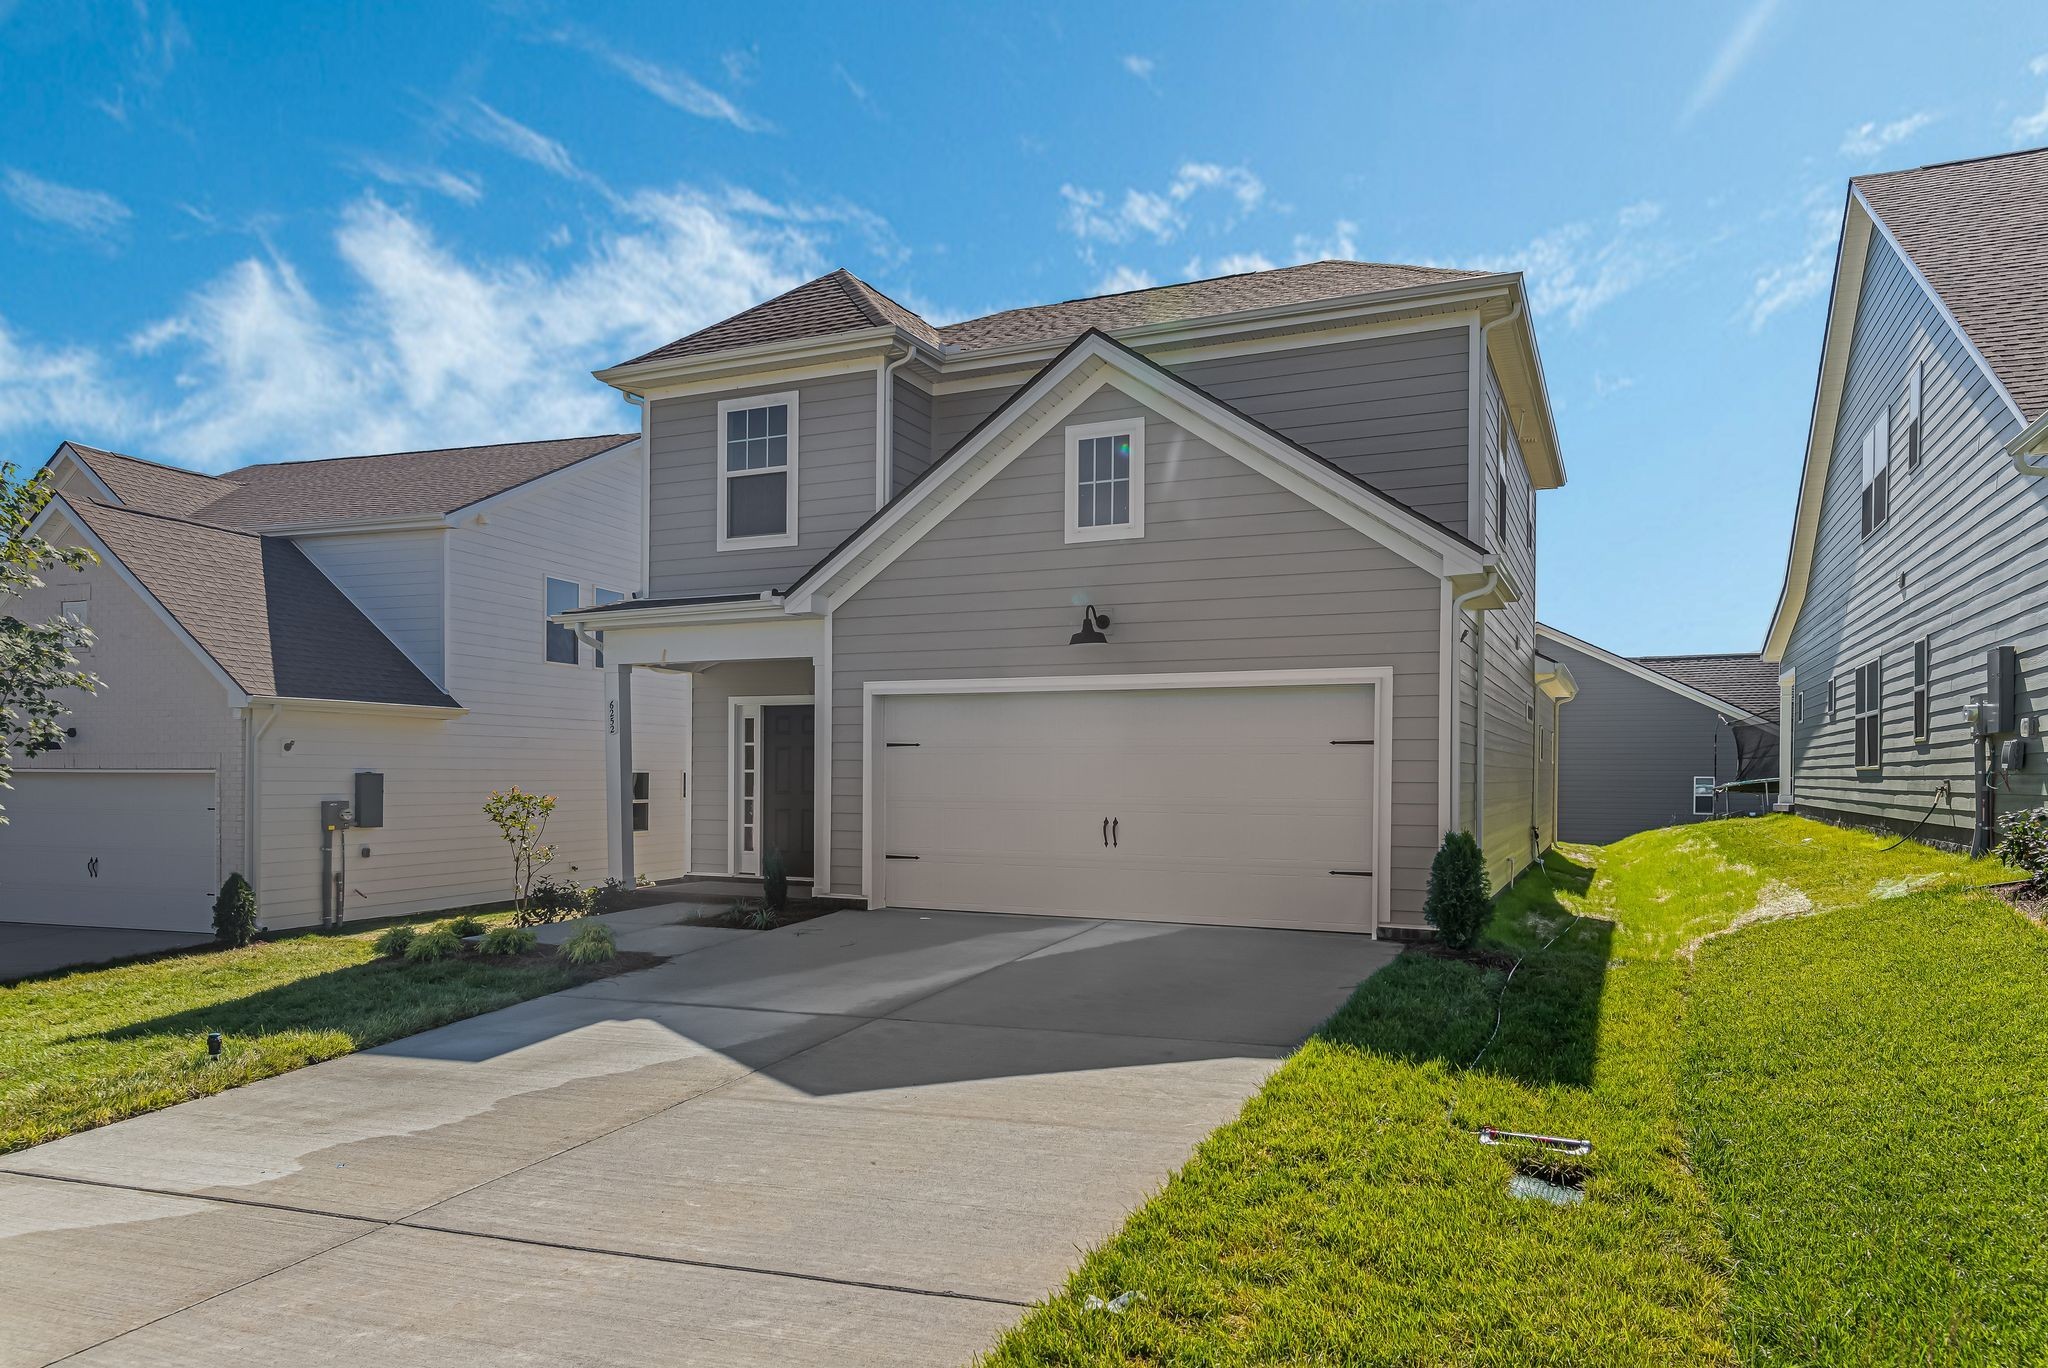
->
1112, 818, 1119, 847
1328, 869, 1374, 878
1102, 817, 1110, 848
1330, 739, 1375, 745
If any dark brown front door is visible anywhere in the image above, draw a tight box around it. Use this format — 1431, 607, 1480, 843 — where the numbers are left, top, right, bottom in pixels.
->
760, 705, 814, 878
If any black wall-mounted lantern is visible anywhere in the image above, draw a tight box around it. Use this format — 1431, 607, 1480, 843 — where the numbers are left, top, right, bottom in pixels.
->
1070, 604, 1111, 645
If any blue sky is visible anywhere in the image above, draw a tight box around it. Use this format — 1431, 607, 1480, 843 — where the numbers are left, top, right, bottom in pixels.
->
2, 1, 2044, 654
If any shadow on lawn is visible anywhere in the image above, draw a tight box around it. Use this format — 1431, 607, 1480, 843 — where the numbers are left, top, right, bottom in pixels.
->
1320, 849, 1611, 1090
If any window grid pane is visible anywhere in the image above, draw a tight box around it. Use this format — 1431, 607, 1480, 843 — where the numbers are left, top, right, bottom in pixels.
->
726, 404, 789, 472
1075, 433, 1132, 529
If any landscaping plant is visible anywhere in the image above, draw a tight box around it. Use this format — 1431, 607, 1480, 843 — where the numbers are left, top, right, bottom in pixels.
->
479, 925, 537, 957
590, 877, 634, 915
483, 786, 557, 919
0, 463, 99, 824
521, 874, 591, 926
734, 898, 778, 931
442, 914, 487, 938
210, 872, 259, 948
372, 925, 417, 958
1993, 805, 2048, 894
403, 926, 463, 963
763, 848, 789, 911
1424, 829, 1493, 951
558, 922, 617, 965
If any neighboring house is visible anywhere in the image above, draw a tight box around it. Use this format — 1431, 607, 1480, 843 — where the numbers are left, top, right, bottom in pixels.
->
1765, 148, 2048, 851
1537, 625, 1778, 845
556, 260, 1567, 937
4, 437, 688, 933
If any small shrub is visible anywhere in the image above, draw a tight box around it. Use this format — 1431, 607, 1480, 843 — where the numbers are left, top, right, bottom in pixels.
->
479, 925, 538, 957
763, 849, 789, 911
590, 877, 635, 915
443, 914, 487, 938
404, 927, 463, 963
1425, 830, 1494, 952
372, 924, 417, 958
211, 873, 259, 947
733, 898, 778, 931
1994, 806, 2048, 892
558, 922, 617, 965
519, 875, 591, 927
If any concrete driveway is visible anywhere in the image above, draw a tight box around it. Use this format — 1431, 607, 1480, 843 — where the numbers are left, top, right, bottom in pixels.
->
1, 908, 1398, 1367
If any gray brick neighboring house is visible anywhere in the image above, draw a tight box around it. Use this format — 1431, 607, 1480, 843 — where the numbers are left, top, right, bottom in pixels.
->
1537, 625, 1779, 845
1765, 148, 2048, 851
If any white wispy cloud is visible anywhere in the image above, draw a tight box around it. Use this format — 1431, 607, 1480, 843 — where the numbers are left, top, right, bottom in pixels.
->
1840, 111, 1935, 157
1681, 0, 1780, 126
1739, 188, 1839, 332
834, 63, 883, 119
2014, 93, 2048, 143
355, 157, 484, 205
1059, 162, 1265, 247
1593, 372, 1637, 398
2030, 52, 2048, 77
1121, 54, 1155, 82
1094, 265, 1157, 294
2, 168, 133, 240
1451, 202, 1679, 328
546, 26, 768, 133
1, 184, 895, 469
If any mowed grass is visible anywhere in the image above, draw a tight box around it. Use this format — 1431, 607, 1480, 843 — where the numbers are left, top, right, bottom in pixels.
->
0, 908, 593, 1154
982, 816, 2033, 1366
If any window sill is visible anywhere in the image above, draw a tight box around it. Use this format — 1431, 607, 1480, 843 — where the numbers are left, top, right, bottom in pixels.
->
716, 530, 800, 553
1063, 523, 1144, 546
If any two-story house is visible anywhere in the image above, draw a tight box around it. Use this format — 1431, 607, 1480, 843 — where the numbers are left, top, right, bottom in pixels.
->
5, 436, 688, 935
1766, 148, 2048, 852
560, 261, 1566, 937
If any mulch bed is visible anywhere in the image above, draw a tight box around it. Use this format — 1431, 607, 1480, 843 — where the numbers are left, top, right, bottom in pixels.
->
697, 903, 836, 931
1988, 879, 2048, 924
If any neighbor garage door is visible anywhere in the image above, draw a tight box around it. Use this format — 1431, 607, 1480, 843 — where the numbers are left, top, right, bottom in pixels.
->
0, 771, 219, 932
875, 682, 1379, 933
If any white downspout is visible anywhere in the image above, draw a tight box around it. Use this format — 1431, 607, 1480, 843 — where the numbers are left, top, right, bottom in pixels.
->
244, 700, 282, 901
1451, 570, 1502, 841
874, 342, 913, 509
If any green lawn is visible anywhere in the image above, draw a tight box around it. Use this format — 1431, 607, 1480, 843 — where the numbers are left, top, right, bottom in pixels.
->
1, 909, 607, 1154
982, 816, 2038, 1366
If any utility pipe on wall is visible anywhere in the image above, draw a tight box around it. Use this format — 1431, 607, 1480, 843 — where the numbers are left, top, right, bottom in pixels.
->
874, 342, 913, 509
243, 700, 282, 901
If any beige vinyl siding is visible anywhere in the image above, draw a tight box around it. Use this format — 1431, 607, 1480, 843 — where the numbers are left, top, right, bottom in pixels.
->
1175, 328, 1472, 533
255, 450, 689, 928
1780, 235, 2028, 841
647, 370, 878, 596
891, 374, 934, 494
830, 382, 1444, 928
295, 528, 447, 685
7, 507, 246, 889
686, 657, 813, 875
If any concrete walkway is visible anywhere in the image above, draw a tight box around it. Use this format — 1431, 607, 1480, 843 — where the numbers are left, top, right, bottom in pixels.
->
1, 909, 1398, 1367
0, 921, 213, 983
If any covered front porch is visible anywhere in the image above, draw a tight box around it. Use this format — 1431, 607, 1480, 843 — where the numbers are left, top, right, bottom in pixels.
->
564, 595, 835, 898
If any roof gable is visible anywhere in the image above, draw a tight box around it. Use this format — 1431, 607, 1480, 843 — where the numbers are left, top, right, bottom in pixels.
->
60, 443, 238, 517
1854, 149, 2048, 422
59, 497, 458, 709
785, 330, 1485, 612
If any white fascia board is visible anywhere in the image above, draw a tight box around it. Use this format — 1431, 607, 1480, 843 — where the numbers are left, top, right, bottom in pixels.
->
442, 439, 641, 523
593, 325, 905, 394
572, 613, 825, 669
1536, 623, 1772, 724
250, 695, 465, 718
553, 595, 793, 632
788, 339, 1482, 613
37, 495, 253, 707
259, 514, 449, 537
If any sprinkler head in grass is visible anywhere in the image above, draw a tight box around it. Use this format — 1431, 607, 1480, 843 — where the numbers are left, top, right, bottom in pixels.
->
206, 1031, 222, 1060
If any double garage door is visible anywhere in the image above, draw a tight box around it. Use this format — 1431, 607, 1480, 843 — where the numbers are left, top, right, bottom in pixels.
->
875, 681, 1381, 933
0, 771, 219, 932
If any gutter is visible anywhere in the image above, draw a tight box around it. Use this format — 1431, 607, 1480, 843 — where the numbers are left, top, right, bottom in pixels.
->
874, 343, 914, 508
243, 700, 283, 900
2008, 408, 2048, 476
1450, 567, 1510, 845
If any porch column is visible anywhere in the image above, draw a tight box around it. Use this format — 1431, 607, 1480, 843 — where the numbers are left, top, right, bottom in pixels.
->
812, 644, 833, 896
604, 663, 635, 886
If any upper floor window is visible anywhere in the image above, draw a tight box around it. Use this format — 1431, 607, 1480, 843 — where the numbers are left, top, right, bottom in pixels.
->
1859, 409, 1891, 538
1065, 418, 1145, 544
1853, 658, 1882, 770
1904, 362, 1924, 472
59, 597, 90, 652
544, 576, 580, 665
717, 392, 799, 551
1911, 635, 1931, 743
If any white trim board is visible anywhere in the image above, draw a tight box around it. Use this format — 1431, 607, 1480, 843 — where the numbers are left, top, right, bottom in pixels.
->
725, 692, 814, 878
858, 666, 1395, 935
714, 390, 802, 553
1536, 624, 1775, 726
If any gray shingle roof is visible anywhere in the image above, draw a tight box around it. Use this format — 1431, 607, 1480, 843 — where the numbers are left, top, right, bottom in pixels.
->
65, 498, 457, 708
1635, 652, 1780, 720
1855, 147, 2048, 421
618, 259, 1488, 370
62, 434, 636, 528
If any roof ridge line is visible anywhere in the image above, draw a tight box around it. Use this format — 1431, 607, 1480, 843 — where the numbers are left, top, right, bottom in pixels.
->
942, 257, 1481, 328
1853, 144, 2048, 184
78, 495, 265, 541
224, 432, 637, 473
65, 442, 237, 483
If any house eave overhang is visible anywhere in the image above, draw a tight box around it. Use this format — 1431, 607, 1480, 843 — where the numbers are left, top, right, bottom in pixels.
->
2008, 407, 2048, 475
553, 594, 811, 632
594, 325, 906, 395
1533, 657, 1578, 703
250, 694, 465, 717
249, 513, 450, 537
1448, 562, 1521, 611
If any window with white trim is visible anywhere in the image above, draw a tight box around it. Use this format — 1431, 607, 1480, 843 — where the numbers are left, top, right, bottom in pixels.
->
1692, 775, 1715, 817
1064, 418, 1144, 543
1792, 687, 1804, 726
59, 596, 90, 651
1854, 658, 1881, 770
716, 392, 798, 549
1525, 485, 1536, 550
1911, 635, 1930, 743
1904, 362, 1924, 472
544, 576, 580, 664
591, 587, 624, 668
631, 771, 650, 832
1827, 675, 1838, 721
1859, 409, 1891, 537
